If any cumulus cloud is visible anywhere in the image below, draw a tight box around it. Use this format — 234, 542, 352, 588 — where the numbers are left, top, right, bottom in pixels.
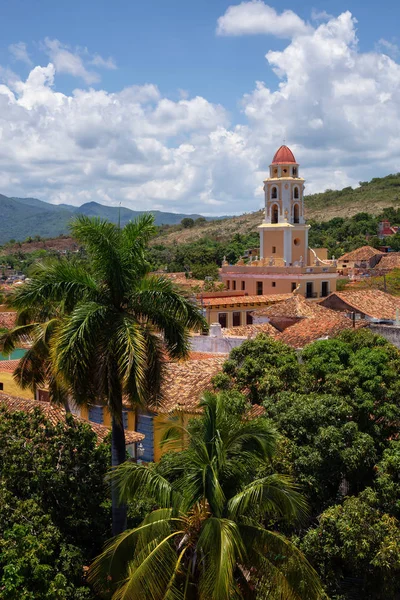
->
216, 1, 311, 38
89, 53, 117, 69
9, 42, 33, 66
375, 38, 399, 59
1, 10, 400, 215
43, 38, 100, 84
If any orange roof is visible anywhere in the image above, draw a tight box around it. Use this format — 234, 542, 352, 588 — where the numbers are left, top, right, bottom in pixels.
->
0, 312, 17, 329
202, 294, 292, 308
278, 313, 357, 349
338, 246, 382, 262
222, 323, 280, 338
322, 290, 400, 320
246, 404, 266, 419
0, 359, 19, 373
0, 393, 144, 445
252, 295, 331, 319
272, 145, 297, 165
376, 253, 400, 270
151, 357, 225, 414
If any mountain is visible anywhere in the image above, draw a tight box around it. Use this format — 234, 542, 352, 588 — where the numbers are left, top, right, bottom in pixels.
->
0, 195, 211, 245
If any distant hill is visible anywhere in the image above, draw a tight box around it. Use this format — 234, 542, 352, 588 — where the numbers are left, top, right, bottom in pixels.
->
0, 195, 210, 245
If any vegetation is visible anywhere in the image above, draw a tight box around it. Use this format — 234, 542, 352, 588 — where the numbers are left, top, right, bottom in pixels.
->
213, 330, 400, 598
2, 214, 205, 536
0, 407, 110, 599
89, 393, 322, 599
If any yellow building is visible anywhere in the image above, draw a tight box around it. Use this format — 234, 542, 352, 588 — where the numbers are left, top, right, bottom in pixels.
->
218, 145, 337, 324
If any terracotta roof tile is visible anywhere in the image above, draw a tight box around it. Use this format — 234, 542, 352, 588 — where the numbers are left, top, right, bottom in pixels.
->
202, 294, 292, 308
0, 311, 17, 329
338, 246, 382, 262
375, 253, 400, 270
278, 313, 357, 349
222, 323, 280, 338
188, 352, 228, 360
0, 392, 144, 445
152, 357, 225, 414
251, 295, 331, 318
272, 145, 297, 165
246, 404, 266, 419
323, 290, 400, 320
0, 359, 19, 373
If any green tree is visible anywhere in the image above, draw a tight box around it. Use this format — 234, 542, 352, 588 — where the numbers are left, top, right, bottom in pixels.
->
6, 215, 205, 535
89, 393, 323, 599
181, 217, 195, 228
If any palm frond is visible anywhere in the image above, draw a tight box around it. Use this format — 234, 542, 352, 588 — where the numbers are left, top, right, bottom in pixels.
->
228, 475, 308, 523
111, 461, 179, 508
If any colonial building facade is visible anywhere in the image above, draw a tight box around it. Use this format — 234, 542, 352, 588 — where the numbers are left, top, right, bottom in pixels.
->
219, 145, 337, 303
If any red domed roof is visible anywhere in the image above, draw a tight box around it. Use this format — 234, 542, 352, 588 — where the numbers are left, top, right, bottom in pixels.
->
272, 145, 297, 164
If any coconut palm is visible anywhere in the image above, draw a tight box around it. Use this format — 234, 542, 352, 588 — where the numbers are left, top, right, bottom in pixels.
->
2, 215, 206, 534
89, 393, 323, 599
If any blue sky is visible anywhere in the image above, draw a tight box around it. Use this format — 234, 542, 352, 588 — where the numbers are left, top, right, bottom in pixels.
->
0, 1, 400, 214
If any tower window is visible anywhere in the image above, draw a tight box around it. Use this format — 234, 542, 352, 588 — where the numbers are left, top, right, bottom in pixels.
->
294, 187, 299, 199
272, 281, 276, 287
273, 168, 278, 176
293, 204, 300, 224
292, 167, 297, 177
232, 280, 236, 290
241, 281, 245, 291
283, 168, 288, 175
256, 281, 263, 295
291, 282, 297, 292
294, 238, 300, 246
271, 186, 277, 199
271, 204, 279, 224
272, 246, 276, 253
232, 312, 241, 327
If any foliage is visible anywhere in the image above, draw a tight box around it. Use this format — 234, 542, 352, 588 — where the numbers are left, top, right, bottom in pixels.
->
89, 393, 323, 599
190, 262, 220, 280
0, 407, 110, 598
181, 217, 195, 228
301, 492, 400, 599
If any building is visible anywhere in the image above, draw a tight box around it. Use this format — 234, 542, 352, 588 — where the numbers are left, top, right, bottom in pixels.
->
320, 289, 400, 323
337, 246, 383, 270
378, 220, 399, 238
219, 145, 337, 308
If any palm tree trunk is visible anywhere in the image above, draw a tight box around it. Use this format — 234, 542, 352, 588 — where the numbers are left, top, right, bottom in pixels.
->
111, 414, 127, 535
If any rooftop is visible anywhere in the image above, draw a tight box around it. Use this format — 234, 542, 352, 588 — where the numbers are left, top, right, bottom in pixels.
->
321, 289, 400, 320
272, 145, 297, 165
376, 253, 400, 270
202, 293, 292, 308
152, 357, 226, 414
0, 393, 144, 445
222, 322, 280, 338
338, 246, 382, 262
278, 312, 358, 348
251, 295, 331, 319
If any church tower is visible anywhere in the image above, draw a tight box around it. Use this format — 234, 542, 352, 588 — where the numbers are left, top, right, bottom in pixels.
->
259, 145, 309, 265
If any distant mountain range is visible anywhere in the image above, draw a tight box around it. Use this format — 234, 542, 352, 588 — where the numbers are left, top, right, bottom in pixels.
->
0, 194, 212, 245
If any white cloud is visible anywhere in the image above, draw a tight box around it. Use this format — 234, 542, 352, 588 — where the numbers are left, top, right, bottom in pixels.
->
216, 1, 311, 38
9, 42, 32, 66
43, 38, 100, 84
310, 9, 334, 22
1, 11, 400, 216
89, 53, 117, 70
375, 38, 399, 59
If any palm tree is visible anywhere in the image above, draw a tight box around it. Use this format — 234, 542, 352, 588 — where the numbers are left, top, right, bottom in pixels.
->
89, 393, 323, 599
2, 215, 206, 534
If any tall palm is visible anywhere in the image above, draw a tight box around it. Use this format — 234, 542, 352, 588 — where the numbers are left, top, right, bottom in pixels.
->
89, 393, 323, 599
3, 215, 206, 534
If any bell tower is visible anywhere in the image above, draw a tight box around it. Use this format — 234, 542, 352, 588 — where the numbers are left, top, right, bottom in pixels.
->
259, 145, 309, 265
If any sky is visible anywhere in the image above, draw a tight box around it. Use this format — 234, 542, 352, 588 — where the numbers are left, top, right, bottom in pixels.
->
1, 0, 400, 216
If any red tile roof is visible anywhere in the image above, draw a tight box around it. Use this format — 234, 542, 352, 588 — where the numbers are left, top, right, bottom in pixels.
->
0, 311, 17, 329
0, 392, 144, 445
151, 357, 226, 414
272, 145, 297, 164
0, 359, 19, 373
278, 313, 357, 348
376, 253, 400, 270
338, 246, 382, 263
251, 295, 331, 318
222, 322, 280, 338
322, 290, 400, 320
202, 294, 292, 308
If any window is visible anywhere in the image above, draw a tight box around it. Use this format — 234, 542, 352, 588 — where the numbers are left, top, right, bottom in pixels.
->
256, 281, 263, 295
89, 405, 103, 424
273, 168, 278, 176
306, 282, 315, 299
321, 281, 329, 297
271, 204, 279, 224
293, 204, 300, 224
294, 238, 300, 246
226, 280, 230, 290
123, 410, 129, 430
241, 281, 245, 291
292, 167, 297, 177
271, 186, 277, 199
232, 280, 236, 291
294, 187, 299, 199
283, 168, 288, 175
246, 311, 253, 325
272, 246, 276, 254
272, 281, 276, 287
233, 312, 241, 327
291, 282, 297, 292
218, 313, 227, 328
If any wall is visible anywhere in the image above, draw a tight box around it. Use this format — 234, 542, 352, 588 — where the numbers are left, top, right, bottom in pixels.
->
190, 333, 246, 353
368, 324, 400, 348
261, 229, 284, 259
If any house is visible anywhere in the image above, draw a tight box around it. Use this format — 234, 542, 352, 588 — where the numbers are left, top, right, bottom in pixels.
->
201, 292, 292, 328
251, 294, 333, 331
378, 220, 399, 238
375, 252, 400, 271
278, 311, 359, 349
0, 392, 144, 450
219, 145, 337, 300
337, 246, 383, 270
320, 289, 400, 323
